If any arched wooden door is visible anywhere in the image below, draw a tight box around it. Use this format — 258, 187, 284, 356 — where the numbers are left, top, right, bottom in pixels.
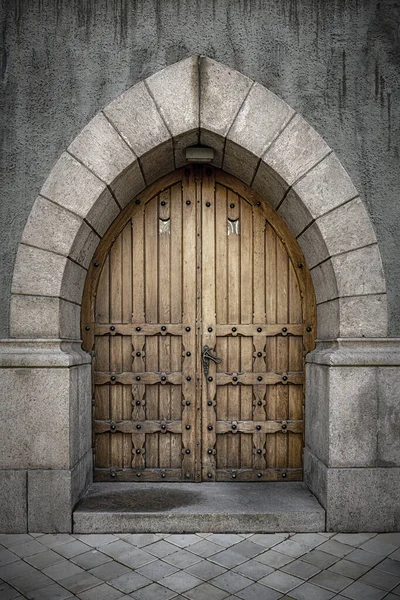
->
82, 166, 316, 483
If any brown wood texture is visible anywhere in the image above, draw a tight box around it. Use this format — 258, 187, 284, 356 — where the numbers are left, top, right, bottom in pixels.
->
82, 165, 316, 482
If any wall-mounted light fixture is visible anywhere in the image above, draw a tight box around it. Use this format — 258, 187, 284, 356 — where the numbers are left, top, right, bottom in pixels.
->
185, 146, 214, 163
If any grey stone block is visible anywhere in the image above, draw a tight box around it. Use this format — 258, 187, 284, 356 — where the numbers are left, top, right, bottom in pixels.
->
328, 366, 378, 467
252, 161, 289, 209
305, 364, 330, 465
69, 222, 100, 269
377, 367, 400, 466
140, 139, 175, 185
339, 294, 388, 338
0, 471, 27, 533
291, 152, 358, 220
21, 196, 83, 257
71, 450, 93, 510
28, 470, 72, 533
12, 244, 67, 298
69, 364, 92, 467
200, 57, 253, 137
326, 467, 400, 531
277, 189, 313, 237
316, 197, 377, 257
104, 81, 170, 158
310, 260, 338, 305
41, 152, 109, 220
332, 244, 386, 298
316, 299, 340, 340
228, 82, 294, 157
297, 222, 329, 269
73, 482, 325, 533
146, 56, 199, 138
10, 295, 61, 339
68, 112, 144, 208
303, 448, 327, 509
263, 114, 331, 187
223, 140, 259, 185
0, 367, 71, 469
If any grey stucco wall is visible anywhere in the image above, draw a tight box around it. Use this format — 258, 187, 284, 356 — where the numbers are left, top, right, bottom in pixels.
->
1, 0, 399, 337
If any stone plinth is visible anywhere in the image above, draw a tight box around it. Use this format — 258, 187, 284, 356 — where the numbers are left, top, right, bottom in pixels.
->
0, 340, 92, 532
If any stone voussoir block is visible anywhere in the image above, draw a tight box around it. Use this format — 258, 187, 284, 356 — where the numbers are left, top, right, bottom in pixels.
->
41, 152, 108, 219
104, 80, 171, 158
69, 221, 100, 269
310, 260, 338, 305
21, 196, 84, 257
263, 114, 331, 187
146, 55, 199, 138
223, 140, 260, 185
291, 152, 359, 220
316, 197, 377, 257
68, 112, 145, 208
12, 244, 86, 305
227, 82, 295, 157
12, 244, 68, 298
297, 221, 329, 269
200, 56, 253, 137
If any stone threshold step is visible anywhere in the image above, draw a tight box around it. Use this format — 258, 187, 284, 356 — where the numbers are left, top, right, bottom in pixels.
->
73, 482, 325, 533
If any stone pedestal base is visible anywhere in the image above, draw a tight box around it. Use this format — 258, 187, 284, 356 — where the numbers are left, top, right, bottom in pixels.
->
305, 338, 400, 531
0, 340, 92, 532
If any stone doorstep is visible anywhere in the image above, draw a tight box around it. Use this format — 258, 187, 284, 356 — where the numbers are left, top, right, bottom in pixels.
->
72, 482, 325, 534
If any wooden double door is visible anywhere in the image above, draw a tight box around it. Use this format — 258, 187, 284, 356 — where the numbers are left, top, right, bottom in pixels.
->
82, 166, 315, 483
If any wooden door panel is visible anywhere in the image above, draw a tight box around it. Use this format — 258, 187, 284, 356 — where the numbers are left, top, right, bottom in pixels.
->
83, 166, 315, 483
91, 172, 198, 482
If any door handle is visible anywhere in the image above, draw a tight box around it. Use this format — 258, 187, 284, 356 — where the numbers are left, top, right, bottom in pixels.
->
203, 345, 222, 376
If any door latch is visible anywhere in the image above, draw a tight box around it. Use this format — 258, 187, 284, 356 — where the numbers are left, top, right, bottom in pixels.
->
202, 345, 222, 376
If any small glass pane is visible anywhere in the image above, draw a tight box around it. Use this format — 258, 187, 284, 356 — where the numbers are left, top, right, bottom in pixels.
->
159, 218, 170, 234
227, 218, 240, 235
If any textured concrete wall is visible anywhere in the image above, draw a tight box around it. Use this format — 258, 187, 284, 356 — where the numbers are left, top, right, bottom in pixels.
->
1, 0, 399, 337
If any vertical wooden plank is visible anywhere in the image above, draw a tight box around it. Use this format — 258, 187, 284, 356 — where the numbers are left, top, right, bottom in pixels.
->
288, 261, 304, 469
265, 222, 277, 469
158, 188, 171, 468
170, 182, 183, 470
275, 236, 289, 469
239, 196, 253, 469
252, 206, 267, 473
121, 222, 133, 467
215, 184, 228, 471
109, 233, 123, 470
131, 206, 146, 470
181, 166, 198, 480
145, 195, 159, 468
201, 165, 217, 480
227, 190, 240, 469
94, 256, 110, 469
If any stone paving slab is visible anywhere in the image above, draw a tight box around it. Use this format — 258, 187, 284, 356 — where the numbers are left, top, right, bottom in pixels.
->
0, 531, 399, 599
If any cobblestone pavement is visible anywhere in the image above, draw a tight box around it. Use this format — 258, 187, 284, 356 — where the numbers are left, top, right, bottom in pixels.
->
0, 532, 400, 600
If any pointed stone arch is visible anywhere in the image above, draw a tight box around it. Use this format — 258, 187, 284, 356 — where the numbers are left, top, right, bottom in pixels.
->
11, 55, 387, 340
3, 56, 398, 535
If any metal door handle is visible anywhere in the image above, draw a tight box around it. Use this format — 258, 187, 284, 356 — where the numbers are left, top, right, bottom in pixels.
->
203, 345, 222, 376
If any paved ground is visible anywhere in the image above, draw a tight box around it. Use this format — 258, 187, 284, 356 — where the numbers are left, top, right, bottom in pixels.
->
0, 532, 400, 600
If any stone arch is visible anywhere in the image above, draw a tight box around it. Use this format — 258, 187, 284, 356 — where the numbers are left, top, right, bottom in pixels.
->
10, 56, 387, 341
